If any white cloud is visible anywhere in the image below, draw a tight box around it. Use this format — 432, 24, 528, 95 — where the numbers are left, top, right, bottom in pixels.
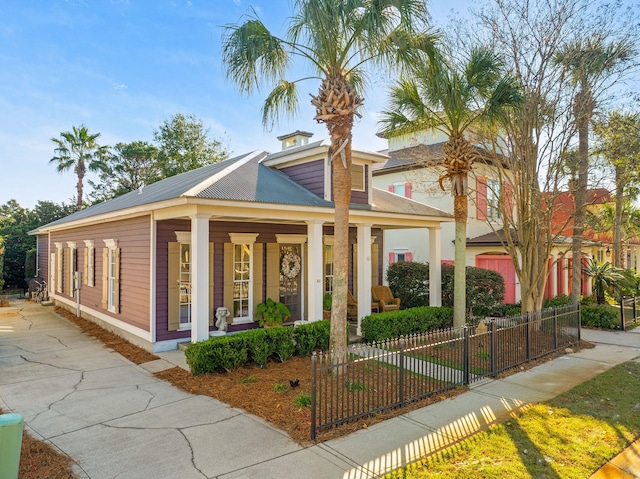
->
113, 83, 127, 90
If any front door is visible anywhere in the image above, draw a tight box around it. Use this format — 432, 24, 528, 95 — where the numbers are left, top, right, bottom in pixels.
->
279, 244, 302, 321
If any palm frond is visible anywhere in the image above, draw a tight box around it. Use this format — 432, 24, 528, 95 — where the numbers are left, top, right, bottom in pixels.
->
222, 15, 289, 93
261, 80, 300, 130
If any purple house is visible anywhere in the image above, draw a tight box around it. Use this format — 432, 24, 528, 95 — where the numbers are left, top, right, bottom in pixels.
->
31, 133, 452, 352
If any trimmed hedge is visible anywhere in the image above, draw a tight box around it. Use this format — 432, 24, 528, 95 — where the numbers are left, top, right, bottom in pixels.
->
386, 261, 430, 309
581, 304, 620, 329
185, 320, 331, 375
386, 261, 505, 315
360, 306, 454, 343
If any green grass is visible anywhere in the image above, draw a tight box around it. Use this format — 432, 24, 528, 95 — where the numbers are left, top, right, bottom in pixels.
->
385, 361, 640, 479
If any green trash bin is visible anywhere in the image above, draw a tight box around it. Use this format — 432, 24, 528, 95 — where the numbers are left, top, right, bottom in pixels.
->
0, 413, 24, 479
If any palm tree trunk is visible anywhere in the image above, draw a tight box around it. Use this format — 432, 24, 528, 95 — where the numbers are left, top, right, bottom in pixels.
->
613, 164, 624, 268
328, 126, 353, 366
76, 158, 86, 208
570, 88, 592, 303
453, 193, 467, 328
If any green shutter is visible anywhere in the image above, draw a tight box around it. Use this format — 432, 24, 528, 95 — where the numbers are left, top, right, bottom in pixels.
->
114, 248, 121, 314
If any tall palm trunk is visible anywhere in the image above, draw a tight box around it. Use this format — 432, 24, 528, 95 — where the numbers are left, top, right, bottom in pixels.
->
321, 78, 356, 366
453, 194, 467, 327
570, 86, 593, 303
76, 159, 86, 208
613, 164, 624, 267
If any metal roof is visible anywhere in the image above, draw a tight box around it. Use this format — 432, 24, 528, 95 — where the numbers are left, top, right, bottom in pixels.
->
33, 148, 452, 233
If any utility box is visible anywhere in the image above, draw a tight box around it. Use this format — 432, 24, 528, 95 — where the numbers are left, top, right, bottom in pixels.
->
0, 413, 24, 479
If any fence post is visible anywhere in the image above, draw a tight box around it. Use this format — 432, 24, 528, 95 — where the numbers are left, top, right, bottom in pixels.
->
553, 306, 558, 350
577, 302, 581, 341
399, 338, 405, 408
310, 352, 317, 441
525, 312, 530, 360
490, 321, 497, 378
634, 296, 638, 324
463, 326, 470, 385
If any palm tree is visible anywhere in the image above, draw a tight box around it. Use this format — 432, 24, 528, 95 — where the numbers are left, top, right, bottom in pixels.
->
583, 258, 625, 304
222, 0, 435, 363
379, 46, 522, 328
554, 36, 634, 303
50, 125, 109, 209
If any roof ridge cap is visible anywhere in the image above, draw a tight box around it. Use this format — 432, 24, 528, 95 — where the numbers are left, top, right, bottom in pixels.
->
182, 151, 262, 197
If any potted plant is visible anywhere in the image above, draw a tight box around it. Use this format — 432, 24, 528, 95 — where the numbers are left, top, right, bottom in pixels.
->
255, 298, 290, 327
323, 293, 332, 320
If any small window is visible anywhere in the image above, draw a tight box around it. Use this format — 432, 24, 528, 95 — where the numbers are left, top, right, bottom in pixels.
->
352, 164, 365, 192
389, 182, 412, 198
486, 179, 501, 220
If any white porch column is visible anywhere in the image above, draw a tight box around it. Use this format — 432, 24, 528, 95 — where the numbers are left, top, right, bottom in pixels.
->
429, 227, 442, 307
306, 221, 324, 322
357, 224, 372, 336
191, 213, 211, 343
563, 254, 570, 296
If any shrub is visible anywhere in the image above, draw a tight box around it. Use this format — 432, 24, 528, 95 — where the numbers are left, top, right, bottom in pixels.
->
243, 328, 273, 367
185, 335, 248, 375
581, 304, 620, 329
442, 265, 505, 316
386, 261, 430, 309
387, 262, 506, 316
265, 327, 295, 362
293, 320, 330, 355
360, 306, 453, 343
544, 294, 571, 308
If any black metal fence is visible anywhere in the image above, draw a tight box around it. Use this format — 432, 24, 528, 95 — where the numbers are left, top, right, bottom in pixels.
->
309, 303, 581, 439
620, 296, 640, 329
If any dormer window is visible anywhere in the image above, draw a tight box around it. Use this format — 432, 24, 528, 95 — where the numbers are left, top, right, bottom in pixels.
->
352, 164, 365, 191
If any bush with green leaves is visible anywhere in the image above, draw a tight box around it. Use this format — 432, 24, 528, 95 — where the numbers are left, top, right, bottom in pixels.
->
386, 261, 505, 315
360, 306, 453, 343
441, 264, 505, 316
265, 327, 295, 362
292, 320, 330, 355
386, 261, 430, 309
242, 328, 273, 367
543, 294, 571, 308
581, 304, 620, 329
185, 335, 248, 375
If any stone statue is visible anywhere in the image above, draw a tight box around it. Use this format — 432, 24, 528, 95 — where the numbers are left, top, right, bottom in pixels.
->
215, 307, 230, 333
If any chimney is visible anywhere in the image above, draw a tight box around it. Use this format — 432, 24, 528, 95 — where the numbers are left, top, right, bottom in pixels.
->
277, 130, 313, 150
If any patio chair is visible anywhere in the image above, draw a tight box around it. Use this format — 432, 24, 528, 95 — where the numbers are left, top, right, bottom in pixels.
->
371, 285, 401, 312
347, 290, 358, 320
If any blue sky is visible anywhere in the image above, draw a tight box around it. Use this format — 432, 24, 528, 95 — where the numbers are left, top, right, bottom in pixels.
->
0, 0, 476, 208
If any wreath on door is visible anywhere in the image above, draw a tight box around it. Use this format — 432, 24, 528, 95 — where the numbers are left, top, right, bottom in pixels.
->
281, 252, 301, 279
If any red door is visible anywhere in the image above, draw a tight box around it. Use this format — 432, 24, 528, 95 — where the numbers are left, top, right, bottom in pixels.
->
475, 255, 517, 304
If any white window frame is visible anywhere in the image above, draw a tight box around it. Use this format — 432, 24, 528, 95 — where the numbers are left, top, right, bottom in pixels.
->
486, 179, 501, 220
323, 236, 334, 295
229, 233, 258, 324
104, 239, 118, 313
392, 182, 407, 197
351, 164, 365, 192
54, 242, 63, 293
67, 242, 76, 295
83, 240, 95, 287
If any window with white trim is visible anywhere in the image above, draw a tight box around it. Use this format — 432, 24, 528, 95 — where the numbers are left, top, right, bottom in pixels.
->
351, 164, 365, 192
233, 243, 251, 319
55, 243, 63, 293
324, 243, 334, 294
83, 240, 95, 287
486, 179, 501, 220
107, 248, 117, 312
67, 242, 76, 296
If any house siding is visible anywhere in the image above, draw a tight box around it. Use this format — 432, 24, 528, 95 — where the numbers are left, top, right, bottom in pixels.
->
155, 220, 383, 342
36, 234, 49, 280
280, 159, 325, 198
49, 215, 151, 332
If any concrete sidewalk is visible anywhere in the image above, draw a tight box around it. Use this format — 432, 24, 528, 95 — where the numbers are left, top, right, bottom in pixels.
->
1, 301, 639, 478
